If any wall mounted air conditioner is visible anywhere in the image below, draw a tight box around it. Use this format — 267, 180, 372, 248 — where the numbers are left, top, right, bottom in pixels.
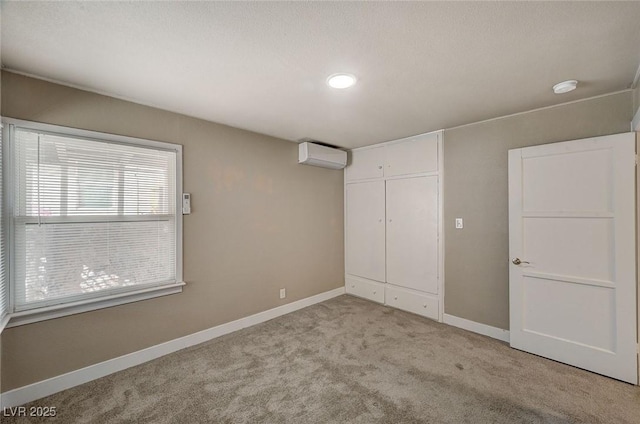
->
298, 142, 347, 170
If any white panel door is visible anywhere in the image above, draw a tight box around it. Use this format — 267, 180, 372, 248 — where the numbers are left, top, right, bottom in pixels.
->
386, 176, 438, 293
385, 133, 438, 177
346, 147, 385, 182
508, 133, 637, 384
346, 181, 386, 282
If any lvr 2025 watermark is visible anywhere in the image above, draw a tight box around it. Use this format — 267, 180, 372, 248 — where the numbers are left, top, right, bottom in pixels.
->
3, 406, 57, 417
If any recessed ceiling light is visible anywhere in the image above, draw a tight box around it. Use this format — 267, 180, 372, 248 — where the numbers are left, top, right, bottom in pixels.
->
327, 73, 357, 89
552, 80, 578, 94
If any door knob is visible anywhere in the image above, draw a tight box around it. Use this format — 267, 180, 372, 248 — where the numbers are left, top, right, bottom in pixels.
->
512, 258, 530, 265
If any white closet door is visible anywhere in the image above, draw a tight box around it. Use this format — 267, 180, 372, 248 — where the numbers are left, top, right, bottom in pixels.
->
346, 147, 385, 182
385, 133, 438, 177
386, 176, 438, 293
346, 181, 386, 282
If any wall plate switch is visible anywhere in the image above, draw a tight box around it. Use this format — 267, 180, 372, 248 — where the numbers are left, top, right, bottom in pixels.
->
182, 193, 191, 215
279, 288, 286, 299
455, 218, 463, 229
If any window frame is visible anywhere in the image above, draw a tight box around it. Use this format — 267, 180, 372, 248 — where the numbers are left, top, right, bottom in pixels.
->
0, 123, 9, 332
2, 118, 184, 328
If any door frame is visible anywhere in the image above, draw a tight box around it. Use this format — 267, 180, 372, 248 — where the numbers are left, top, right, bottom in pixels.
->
634, 127, 640, 385
633, 114, 640, 385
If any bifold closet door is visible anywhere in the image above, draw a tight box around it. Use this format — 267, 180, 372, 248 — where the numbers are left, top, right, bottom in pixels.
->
386, 176, 438, 293
346, 181, 386, 282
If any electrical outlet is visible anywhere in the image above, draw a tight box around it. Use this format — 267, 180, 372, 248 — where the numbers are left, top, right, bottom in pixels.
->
279, 288, 286, 299
455, 218, 464, 229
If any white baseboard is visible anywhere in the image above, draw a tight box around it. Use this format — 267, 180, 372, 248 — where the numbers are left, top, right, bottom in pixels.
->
443, 313, 510, 343
1, 286, 345, 408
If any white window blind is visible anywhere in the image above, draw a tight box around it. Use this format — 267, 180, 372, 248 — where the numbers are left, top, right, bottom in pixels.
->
12, 127, 178, 311
0, 124, 7, 325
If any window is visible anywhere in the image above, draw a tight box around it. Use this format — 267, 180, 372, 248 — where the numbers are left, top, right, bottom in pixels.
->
3, 119, 183, 326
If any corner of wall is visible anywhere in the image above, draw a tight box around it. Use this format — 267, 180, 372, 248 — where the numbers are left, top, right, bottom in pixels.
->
0, 71, 346, 393
637, 132, 639, 385
1, 32, 4, 397
633, 85, 640, 131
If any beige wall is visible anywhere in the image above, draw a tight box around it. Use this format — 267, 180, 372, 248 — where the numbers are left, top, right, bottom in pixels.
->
0, 71, 345, 391
443, 91, 633, 330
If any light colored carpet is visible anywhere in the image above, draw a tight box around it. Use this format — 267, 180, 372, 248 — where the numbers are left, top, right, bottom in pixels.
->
6, 295, 640, 423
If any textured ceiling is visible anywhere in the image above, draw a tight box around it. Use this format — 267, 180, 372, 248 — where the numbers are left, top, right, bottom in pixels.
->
2, 2, 640, 149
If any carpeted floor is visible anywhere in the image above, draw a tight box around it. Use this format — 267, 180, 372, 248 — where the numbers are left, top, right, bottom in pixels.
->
5, 295, 640, 423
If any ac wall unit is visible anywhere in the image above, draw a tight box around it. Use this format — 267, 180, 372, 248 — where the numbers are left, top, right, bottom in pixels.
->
298, 142, 347, 170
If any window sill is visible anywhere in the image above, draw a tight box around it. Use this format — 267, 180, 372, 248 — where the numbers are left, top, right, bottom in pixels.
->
5, 282, 186, 328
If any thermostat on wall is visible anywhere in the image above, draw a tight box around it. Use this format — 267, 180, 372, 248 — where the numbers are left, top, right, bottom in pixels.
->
182, 193, 191, 215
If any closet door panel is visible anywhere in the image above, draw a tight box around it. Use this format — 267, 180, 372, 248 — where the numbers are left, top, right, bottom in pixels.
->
346, 147, 385, 181
346, 181, 386, 282
386, 176, 438, 293
385, 285, 439, 320
346, 275, 385, 304
385, 133, 438, 177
